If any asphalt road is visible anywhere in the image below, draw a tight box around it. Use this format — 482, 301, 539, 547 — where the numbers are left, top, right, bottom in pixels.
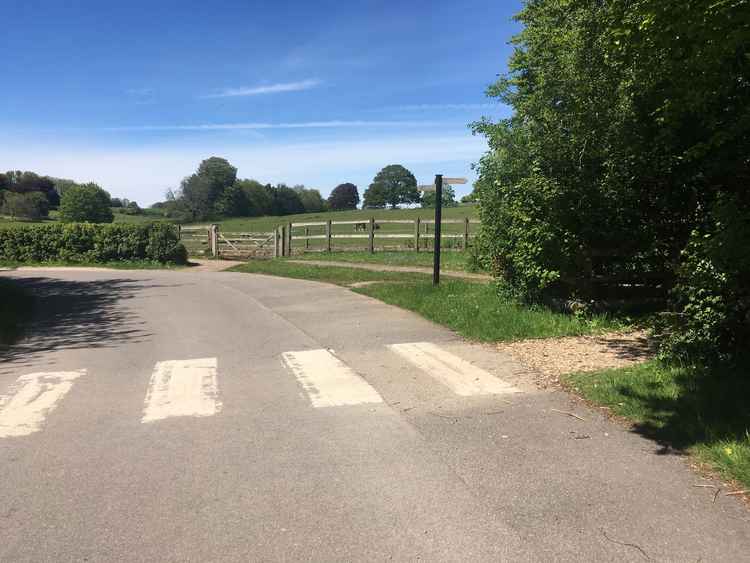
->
1, 268, 748, 562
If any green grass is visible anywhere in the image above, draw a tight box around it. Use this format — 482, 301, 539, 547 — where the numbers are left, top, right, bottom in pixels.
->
227, 259, 431, 285
0, 278, 35, 346
355, 280, 624, 341
290, 250, 477, 272
209, 205, 477, 233
565, 361, 750, 488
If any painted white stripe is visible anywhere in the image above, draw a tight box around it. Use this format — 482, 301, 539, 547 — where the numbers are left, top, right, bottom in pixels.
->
282, 349, 383, 408
142, 358, 221, 423
0, 370, 85, 438
389, 342, 521, 396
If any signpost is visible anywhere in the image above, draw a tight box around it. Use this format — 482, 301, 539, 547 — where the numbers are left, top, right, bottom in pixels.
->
420, 175, 467, 286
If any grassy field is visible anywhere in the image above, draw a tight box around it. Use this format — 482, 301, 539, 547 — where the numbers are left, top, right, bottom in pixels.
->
211, 205, 477, 233
0, 278, 34, 346
0, 208, 167, 228
565, 361, 750, 489
290, 251, 476, 272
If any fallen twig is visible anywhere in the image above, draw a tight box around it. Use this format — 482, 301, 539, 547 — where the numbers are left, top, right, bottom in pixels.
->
600, 528, 651, 560
725, 490, 750, 496
551, 408, 586, 421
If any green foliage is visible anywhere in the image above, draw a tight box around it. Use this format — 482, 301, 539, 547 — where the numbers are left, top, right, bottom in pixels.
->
268, 184, 305, 215
421, 184, 457, 208
2, 170, 61, 208
1, 191, 50, 220
327, 183, 360, 211
0, 223, 187, 264
363, 165, 420, 209
180, 157, 238, 220
236, 179, 272, 216
295, 186, 326, 213
474, 0, 749, 363
59, 183, 114, 223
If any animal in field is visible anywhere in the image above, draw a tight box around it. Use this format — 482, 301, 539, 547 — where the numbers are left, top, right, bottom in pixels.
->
354, 222, 381, 232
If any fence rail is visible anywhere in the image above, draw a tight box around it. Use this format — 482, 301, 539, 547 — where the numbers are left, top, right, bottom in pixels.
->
274, 216, 479, 257
179, 216, 481, 259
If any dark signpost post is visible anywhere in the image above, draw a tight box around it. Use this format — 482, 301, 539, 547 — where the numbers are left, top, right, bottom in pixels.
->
419, 175, 467, 286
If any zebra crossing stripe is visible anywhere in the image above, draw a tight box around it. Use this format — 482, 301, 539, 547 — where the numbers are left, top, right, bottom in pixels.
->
0, 370, 85, 438
282, 349, 383, 408
388, 342, 521, 396
142, 358, 221, 423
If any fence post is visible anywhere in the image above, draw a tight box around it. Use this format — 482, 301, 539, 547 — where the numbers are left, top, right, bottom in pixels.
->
414, 218, 421, 252
273, 227, 279, 257
210, 224, 219, 259
368, 217, 375, 254
280, 225, 286, 257
305, 227, 310, 251
287, 222, 293, 257
326, 220, 332, 252
463, 217, 470, 251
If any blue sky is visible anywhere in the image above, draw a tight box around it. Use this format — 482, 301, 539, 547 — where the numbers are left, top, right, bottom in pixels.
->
1, 0, 521, 204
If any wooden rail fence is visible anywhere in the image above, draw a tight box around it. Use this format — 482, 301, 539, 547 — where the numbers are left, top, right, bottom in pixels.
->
274, 217, 480, 257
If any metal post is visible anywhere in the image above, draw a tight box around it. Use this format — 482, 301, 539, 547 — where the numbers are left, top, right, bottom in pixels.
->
280, 225, 286, 258
433, 175, 443, 286
368, 217, 375, 254
305, 227, 310, 251
287, 222, 293, 257
274, 227, 279, 257
326, 220, 332, 252
464, 217, 470, 251
414, 217, 421, 252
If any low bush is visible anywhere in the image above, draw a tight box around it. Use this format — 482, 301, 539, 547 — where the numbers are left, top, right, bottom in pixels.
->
0, 223, 187, 264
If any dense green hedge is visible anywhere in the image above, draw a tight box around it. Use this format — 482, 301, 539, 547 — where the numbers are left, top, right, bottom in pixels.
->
0, 223, 187, 264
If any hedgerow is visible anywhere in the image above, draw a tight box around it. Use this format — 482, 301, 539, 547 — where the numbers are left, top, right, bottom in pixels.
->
0, 223, 187, 264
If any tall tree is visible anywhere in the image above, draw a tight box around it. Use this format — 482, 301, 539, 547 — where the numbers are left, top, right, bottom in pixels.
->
59, 183, 114, 223
327, 183, 359, 211
421, 184, 457, 208
294, 186, 326, 213
364, 165, 420, 209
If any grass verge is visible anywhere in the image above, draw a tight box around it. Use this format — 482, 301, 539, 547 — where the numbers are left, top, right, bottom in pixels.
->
290, 251, 476, 272
229, 262, 623, 341
0, 278, 35, 345
354, 280, 624, 341
565, 361, 750, 488
227, 259, 431, 285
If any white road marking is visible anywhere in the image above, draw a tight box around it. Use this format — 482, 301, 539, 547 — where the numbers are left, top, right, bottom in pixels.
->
0, 370, 85, 438
282, 349, 383, 408
388, 342, 521, 396
142, 358, 221, 423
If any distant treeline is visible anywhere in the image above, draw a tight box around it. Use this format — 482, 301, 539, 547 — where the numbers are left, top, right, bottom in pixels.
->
152, 157, 466, 223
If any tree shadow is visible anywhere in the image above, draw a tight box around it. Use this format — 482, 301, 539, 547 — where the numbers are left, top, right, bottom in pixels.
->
616, 362, 750, 455
0, 276, 175, 371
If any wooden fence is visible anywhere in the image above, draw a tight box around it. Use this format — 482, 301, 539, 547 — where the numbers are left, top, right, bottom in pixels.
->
179, 225, 275, 259
274, 217, 480, 257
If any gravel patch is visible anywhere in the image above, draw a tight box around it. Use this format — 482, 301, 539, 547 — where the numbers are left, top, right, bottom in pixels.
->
497, 330, 655, 388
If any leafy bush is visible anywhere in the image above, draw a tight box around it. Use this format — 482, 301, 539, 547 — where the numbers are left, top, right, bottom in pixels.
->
59, 183, 114, 223
0, 223, 187, 264
1, 191, 50, 220
659, 194, 750, 364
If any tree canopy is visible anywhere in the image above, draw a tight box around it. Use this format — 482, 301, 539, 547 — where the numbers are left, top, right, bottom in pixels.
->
327, 183, 360, 211
363, 165, 420, 209
59, 183, 114, 223
473, 0, 750, 362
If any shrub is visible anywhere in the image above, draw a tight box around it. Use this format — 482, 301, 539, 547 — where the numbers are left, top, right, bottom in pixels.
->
59, 183, 114, 223
1, 191, 50, 220
0, 223, 187, 264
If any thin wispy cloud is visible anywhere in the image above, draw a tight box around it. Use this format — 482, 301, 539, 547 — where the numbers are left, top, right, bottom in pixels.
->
105, 120, 445, 132
203, 79, 321, 98
376, 103, 496, 112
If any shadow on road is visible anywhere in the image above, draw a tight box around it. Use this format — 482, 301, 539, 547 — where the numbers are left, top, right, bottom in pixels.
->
0, 276, 174, 370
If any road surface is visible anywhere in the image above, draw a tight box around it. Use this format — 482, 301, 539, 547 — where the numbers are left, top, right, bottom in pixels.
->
1, 269, 748, 561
